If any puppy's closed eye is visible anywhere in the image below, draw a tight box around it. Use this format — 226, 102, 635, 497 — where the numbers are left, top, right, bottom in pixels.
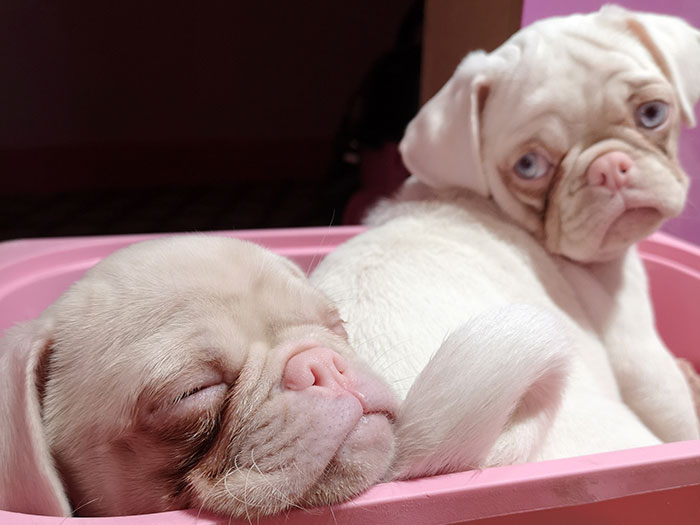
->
172, 382, 228, 416
142, 369, 234, 429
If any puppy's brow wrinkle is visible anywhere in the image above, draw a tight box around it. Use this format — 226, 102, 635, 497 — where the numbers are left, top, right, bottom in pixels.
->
541, 155, 569, 222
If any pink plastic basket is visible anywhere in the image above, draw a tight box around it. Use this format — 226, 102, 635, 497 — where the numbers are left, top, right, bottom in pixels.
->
1, 227, 699, 524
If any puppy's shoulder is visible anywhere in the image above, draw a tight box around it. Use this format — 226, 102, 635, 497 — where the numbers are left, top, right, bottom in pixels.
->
363, 186, 546, 267
365, 181, 488, 227
315, 185, 557, 295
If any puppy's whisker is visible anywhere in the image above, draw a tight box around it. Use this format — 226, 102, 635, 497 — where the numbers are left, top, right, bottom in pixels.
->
390, 375, 420, 386
195, 466, 247, 522
249, 450, 295, 509
329, 502, 339, 525
221, 456, 252, 524
357, 338, 422, 371
202, 463, 249, 519
367, 343, 417, 368
242, 455, 254, 525
64, 497, 101, 520
307, 278, 359, 300
350, 333, 398, 354
304, 208, 338, 275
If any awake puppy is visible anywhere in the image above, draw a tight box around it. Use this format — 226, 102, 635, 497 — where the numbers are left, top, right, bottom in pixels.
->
0, 236, 399, 517
311, 5, 700, 478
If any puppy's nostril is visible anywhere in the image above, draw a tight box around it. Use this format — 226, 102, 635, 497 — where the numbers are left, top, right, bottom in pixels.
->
308, 363, 327, 386
283, 347, 349, 392
333, 354, 347, 374
618, 159, 631, 175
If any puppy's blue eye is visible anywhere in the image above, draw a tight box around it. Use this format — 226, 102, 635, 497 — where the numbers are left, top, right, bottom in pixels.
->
636, 101, 668, 129
513, 152, 550, 180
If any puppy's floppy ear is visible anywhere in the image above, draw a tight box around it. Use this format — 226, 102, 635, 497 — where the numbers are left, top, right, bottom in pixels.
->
606, 5, 700, 127
0, 318, 72, 516
399, 50, 510, 194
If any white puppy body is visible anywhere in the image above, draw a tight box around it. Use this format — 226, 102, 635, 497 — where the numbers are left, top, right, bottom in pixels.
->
311, 5, 700, 474
313, 188, 664, 468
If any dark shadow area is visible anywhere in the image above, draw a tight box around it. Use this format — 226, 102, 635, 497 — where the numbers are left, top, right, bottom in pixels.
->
0, 1, 421, 241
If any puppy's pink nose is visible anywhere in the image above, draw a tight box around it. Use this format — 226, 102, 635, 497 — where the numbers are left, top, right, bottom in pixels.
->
283, 347, 350, 393
586, 151, 633, 191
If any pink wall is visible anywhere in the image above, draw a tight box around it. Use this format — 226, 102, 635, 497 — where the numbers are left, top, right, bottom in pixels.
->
522, 1, 700, 246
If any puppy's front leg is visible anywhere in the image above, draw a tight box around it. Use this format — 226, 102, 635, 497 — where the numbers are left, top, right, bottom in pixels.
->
570, 249, 699, 442
390, 305, 570, 480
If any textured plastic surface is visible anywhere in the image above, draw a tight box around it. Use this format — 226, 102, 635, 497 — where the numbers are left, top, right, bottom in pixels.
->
1, 227, 699, 524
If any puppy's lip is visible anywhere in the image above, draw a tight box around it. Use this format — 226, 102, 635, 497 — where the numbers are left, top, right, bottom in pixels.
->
347, 370, 400, 423
364, 409, 397, 423
604, 206, 662, 238
619, 188, 661, 209
596, 191, 665, 230
593, 202, 663, 259
612, 193, 668, 225
560, 191, 664, 262
355, 391, 399, 424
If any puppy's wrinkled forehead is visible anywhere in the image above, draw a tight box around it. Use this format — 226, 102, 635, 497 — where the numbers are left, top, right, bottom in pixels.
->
49, 236, 330, 417
484, 21, 666, 152
88, 236, 301, 293
54, 236, 326, 355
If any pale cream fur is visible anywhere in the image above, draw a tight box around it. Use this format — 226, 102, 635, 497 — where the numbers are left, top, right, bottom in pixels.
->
0, 236, 400, 518
2, 5, 700, 518
0, 236, 572, 517
311, 5, 700, 475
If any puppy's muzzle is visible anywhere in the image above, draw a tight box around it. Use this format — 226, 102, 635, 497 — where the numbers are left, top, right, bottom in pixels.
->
283, 346, 397, 420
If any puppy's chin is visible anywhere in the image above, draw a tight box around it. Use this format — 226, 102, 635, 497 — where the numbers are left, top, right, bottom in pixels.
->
299, 413, 396, 508
185, 408, 395, 519
551, 204, 666, 263
592, 206, 664, 262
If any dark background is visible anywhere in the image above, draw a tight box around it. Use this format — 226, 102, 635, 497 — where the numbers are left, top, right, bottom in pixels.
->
0, 0, 422, 241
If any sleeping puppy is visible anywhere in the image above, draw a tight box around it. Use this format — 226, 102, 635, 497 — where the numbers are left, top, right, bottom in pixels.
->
311, 5, 700, 476
0, 236, 399, 517
0, 235, 571, 518
0, 235, 572, 518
